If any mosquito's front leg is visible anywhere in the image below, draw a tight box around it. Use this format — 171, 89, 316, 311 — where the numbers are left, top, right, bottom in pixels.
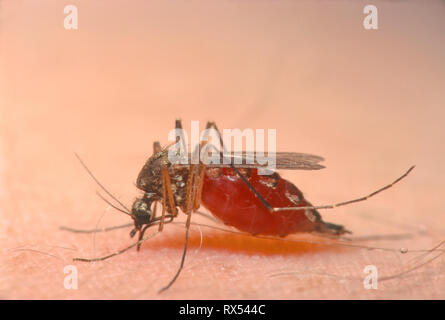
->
73, 230, 159, 262
158, 161, 200, 293
183, 164, 197, 213
158, 165, 178, 232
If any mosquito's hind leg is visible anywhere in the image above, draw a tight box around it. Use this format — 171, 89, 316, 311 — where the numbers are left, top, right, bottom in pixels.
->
197, 123, 415, 227
269, 166, 415, 213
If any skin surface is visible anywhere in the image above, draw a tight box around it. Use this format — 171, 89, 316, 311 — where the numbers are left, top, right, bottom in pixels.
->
1, 0, 445, 299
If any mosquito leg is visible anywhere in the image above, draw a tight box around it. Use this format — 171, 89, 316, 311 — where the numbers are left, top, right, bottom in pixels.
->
191, 122, 216, 210
73, 231, 159, 262
193, 121, 224, 162
137, 220, 173, 251
233, 165, 414, 215
191, 167, 204, 210
158, 165, 178, 232
270, 166, 415, 212
60, 223, 133, 234
73, 216, 176, 260
232, 166, 274, 211
137, 226, 147, 251
158, 178, 167, 232
198, 123, 415, 215
159, 203, 193, 293
203, 121, 225, 151
151, 200, 158, 220
190, 121, 231, 210
60, 207, 169, 235
162, 166, 179, 217
159, 156, 201, 292
201, 122, 276, 212
183, 164, 197, 213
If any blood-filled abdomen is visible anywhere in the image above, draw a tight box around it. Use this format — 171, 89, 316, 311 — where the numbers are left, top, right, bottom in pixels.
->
201, 168, 346, 237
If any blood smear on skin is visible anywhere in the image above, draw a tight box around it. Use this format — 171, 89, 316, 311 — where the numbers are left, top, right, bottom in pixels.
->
145, 221, 347, 256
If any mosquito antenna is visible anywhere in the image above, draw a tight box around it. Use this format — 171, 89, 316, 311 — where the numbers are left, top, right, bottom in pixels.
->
96, 191, 131, 215
74, 153, 131, 213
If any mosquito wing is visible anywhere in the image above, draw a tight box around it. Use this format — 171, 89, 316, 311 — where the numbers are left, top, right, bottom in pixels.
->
178, 151, 325, 170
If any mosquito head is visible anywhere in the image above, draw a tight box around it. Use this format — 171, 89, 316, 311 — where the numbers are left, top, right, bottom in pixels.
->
131, 197, 153, 226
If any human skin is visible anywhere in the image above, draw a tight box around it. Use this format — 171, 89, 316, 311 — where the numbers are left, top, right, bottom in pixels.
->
1, 1, 445, 299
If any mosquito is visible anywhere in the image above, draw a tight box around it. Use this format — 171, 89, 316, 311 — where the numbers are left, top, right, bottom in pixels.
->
66, 119, 415, 293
